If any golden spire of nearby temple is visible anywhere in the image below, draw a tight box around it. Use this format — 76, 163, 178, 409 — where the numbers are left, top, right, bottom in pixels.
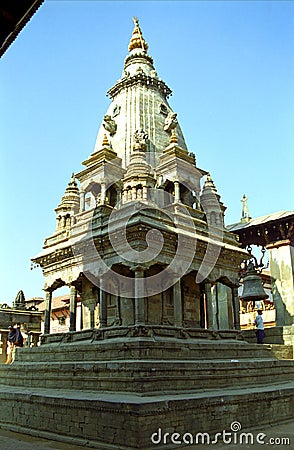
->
68, 172, 77, 187
128, 17, 148, 52
102, 133, 110, 147
170, 129, 178, 144
204, 173, 217, 193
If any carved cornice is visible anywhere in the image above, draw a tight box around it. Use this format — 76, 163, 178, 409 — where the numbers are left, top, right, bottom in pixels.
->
107, 73, 172, 99
33, 205, 246, 276
33, 246, 73, 268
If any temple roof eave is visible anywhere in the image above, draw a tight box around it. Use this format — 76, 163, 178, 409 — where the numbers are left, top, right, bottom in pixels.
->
32, 201, 247, 268
76, 161, 126, 184
157, 158, 207, 179
227, 210, 294, 247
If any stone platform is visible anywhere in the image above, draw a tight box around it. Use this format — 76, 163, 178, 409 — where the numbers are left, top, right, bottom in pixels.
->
243, 325, 294, 345
0, 327, 293, 449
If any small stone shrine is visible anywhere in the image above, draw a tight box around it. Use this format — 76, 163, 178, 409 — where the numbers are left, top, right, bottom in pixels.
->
0, 19, 293, 449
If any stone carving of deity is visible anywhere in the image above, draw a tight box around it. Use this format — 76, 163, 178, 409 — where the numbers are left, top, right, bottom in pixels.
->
103, 115, 117, 136
134, 129, 148, 150
164, 111, 178, 132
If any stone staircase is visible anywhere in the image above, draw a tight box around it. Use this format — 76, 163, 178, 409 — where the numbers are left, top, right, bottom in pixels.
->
0, 338, 293, 394
0, 332, 293, 449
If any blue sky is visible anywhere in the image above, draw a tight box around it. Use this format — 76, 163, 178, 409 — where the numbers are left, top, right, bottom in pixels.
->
1, 1, 293, 303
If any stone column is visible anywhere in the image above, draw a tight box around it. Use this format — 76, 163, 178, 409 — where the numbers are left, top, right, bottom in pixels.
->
115, 295, 122, 324
231, 286, 240, 330
69, 285, 77, 332
173, 279, 182, 327
204, 282, 214, 329
79, 301, 83, 330
174, 181, 180, 203
99, 287, 107, 327
100, 182, 106, 203
161, 290, 168, 324
116, 185, 122, 206
132, 186, 137, 201
216, 283, 230, 329
142, 186, 148, 201
82, 298, 97, 329
44, 290, 52, 334
133, 266, 145, 325
56, 216, 61, 230
80, 190, 85, 212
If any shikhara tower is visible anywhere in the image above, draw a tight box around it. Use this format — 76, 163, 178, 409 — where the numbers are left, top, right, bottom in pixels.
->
94, 17, 187, 168
1, 19, 293, 450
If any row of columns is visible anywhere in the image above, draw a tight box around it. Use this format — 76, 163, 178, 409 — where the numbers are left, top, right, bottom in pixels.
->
44, 284, 109, 335
79, 184, 124, 212
79, 180, 183, 214
122, 185, 148, 204
43, 278, 240, 335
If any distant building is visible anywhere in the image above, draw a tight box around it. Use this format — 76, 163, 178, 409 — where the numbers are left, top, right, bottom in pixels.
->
35, 294, 82, 334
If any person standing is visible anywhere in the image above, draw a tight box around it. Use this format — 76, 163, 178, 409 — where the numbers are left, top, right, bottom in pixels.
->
14, 323, 24, 348
254, 310, 265, 344
5, 324, 24, 364
6, 325, 16, 364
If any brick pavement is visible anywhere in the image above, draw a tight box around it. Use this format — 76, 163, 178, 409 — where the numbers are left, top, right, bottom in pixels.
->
0, 419, 293, 449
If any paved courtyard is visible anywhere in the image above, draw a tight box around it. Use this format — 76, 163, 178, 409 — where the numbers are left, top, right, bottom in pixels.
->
0, 419, 293, 449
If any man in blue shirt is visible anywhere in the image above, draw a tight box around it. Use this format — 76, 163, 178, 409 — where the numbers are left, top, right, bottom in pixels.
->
254, 310, 265, 344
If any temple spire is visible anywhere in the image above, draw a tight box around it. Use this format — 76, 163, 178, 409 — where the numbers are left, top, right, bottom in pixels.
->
93, 17, 185, 167
241, 194, 251, 223
128, 17, 148, 52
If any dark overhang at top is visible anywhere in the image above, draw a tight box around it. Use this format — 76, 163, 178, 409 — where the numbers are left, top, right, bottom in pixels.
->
0, 0, 44, 58
228, 211, 294, 248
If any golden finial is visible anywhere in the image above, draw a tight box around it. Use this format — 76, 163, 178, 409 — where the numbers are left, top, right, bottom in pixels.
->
102, 133, 110, 147
205, 173, 217, 193
128, 17, 148, 52
170, 129, 178, 144
69, 172, 76, 185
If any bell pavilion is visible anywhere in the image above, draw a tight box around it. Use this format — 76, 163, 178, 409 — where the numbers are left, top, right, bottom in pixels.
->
0, 19, 293, 449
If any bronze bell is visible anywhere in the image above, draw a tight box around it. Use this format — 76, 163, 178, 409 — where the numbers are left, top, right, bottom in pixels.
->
240, 262, 269, 302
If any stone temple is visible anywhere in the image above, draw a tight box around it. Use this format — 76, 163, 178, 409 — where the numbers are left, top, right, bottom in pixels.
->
0, 18, 293, 449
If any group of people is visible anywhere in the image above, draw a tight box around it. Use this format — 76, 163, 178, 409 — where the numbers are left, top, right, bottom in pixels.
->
5, 323, 24, 364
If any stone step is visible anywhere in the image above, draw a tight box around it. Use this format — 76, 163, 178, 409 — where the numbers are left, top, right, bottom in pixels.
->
0, 382, 293, 449
1, 358, 293, 393
14, 338, 275, 363
269, 344, 293, 359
